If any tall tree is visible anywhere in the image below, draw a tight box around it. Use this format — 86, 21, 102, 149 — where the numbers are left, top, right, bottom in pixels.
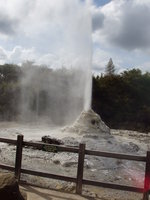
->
105, 58, 115, 76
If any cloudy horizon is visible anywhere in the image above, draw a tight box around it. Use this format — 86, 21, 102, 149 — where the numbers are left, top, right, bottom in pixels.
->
0, 0, 150, 74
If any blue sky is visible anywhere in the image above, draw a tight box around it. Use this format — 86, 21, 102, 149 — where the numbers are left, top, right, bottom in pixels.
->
93, 0, 111, 6
0, 0, 150, 74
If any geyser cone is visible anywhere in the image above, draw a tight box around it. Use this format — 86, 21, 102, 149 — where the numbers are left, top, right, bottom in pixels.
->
62, 109, 110, 134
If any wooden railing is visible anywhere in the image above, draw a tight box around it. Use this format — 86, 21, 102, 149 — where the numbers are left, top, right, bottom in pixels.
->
0, 134, 149, 200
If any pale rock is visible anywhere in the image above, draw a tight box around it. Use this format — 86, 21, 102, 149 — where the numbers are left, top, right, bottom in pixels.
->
62, 109, 110, 134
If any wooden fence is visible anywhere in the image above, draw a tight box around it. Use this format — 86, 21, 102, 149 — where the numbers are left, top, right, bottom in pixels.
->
0, 134, 150, 200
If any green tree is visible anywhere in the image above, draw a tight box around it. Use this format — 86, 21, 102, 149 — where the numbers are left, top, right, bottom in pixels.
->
105, 58, 115, 76
92, 68, 150, 132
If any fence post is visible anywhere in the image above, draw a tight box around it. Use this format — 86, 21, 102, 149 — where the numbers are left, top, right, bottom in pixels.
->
76, 143, 85, 194
143, 151, 150, 200
15, 134, 23, 182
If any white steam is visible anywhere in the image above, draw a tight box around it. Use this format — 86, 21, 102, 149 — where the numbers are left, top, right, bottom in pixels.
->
18, 0, 92, 125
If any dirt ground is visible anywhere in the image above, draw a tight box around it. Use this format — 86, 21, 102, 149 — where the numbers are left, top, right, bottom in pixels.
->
20, 184, 143, 200
20, 185, 94, 200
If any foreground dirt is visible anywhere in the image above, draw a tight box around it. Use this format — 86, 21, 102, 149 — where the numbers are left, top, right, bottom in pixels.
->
20, 184, 143, 200
20, 185, 93, 200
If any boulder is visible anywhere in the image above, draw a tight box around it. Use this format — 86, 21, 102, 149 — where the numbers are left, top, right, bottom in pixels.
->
42, 135, 64, 145
0, 173, 27, 200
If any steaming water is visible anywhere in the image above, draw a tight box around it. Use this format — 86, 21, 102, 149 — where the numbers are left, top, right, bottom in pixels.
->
19, 0, 92, 126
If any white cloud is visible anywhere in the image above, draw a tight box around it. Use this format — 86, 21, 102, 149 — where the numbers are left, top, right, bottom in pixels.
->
92, 0, 150, 51
90, 4, 105, 31
0, 0, 92, 69
139, 62, 150, 73
0, 45, 92, 70
9, 46, 37, 64
0, 45, 59, 67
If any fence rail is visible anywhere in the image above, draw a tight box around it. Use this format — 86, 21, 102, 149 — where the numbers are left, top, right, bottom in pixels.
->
0, 135, 149, 200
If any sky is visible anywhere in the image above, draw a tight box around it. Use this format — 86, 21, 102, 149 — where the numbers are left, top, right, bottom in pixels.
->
0, 0, 150, 74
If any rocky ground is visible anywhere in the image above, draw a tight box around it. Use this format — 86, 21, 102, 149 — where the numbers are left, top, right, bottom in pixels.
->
0, 111, 149, 199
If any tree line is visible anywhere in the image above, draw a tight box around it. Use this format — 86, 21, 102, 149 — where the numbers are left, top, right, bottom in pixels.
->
0, 62, 150, 132
92, 59, 150, 132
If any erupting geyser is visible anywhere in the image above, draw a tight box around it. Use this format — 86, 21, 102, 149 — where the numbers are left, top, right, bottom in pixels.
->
18, 0, 109, 133
19, 0, 92, 126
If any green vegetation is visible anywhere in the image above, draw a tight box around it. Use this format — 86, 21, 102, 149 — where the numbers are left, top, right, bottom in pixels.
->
92, 69, 150, 132
0, 63, 150, 132
0, 64, 22, 120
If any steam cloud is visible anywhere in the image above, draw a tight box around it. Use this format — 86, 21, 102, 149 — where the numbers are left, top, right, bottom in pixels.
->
18, 0, 92, 126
